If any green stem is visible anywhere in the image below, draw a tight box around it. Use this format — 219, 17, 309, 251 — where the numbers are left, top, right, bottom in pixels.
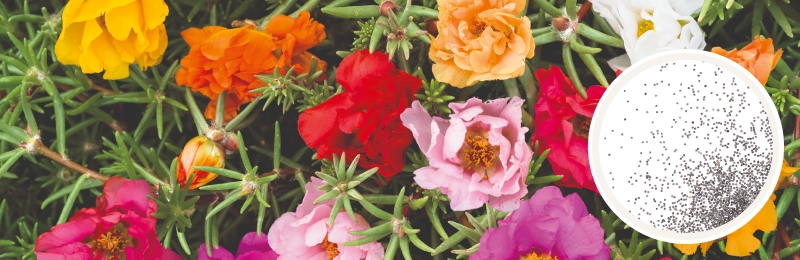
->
562, 43, 587, 99
290, 0, 321, 17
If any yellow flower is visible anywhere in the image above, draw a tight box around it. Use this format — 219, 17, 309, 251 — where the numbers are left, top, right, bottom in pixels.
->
674, 159, 797, 257
55, 0, 169, 80
429, 0, 535, 88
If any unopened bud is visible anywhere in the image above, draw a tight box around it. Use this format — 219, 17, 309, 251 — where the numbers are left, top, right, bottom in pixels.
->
57, 168, 75, 181
239, 181, 258, 196
792, 175, 799, 186
231, 19, 257, 28
222, 132, 240, 152
206, 129, 225, 142
551, 16, 570, 31
176, 136, 226, 189
426, 19, 439, 37
380, 0, 397, 17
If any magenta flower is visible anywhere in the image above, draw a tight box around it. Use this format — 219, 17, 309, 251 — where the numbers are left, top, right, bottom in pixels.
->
198, 232, 278, 260
267, 177, 384, 260
35, 177, 177, 260
400, 97, 532, 211
471, 186, 610, 260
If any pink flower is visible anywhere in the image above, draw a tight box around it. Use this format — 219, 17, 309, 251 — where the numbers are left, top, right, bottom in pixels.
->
267, 177, 384, 260
198, 232, 278, 260
35, 177, 174, 260
400, 97, 532, 212
471, 186, 609, 260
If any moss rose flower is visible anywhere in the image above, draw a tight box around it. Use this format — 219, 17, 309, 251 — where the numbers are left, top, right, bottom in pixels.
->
298, 50, 421, 180
400, 97, 531, 211
267, 177, 384, 260
176, 12, 326, 120
35, 177, 179, 260
711, 36, 783, 86
533, 66, 606, 193
55, 0, 169, 80
592, 0, 705, 72
198, 232, 278, 260
429, 0, 535, 88
472, 186, 610, 260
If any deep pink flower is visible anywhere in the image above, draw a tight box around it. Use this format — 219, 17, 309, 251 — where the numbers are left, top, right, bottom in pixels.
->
35, 177, 173, 260
400, 97, 532, 211
198, 232, 278, 260
471, 186, 610, 260
267, 177, 384, 260
532, 66, 606, 193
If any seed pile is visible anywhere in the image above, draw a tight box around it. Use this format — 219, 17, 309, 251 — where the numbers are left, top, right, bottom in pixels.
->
600, 61, 772, 233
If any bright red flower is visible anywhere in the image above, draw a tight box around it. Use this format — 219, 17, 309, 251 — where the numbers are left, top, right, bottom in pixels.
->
35, 177, 175, 260
532, 66, 606, 193
298, 50, 422, 180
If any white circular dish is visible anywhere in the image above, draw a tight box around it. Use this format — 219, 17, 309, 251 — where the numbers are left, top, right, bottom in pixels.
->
588, 49, 783, 244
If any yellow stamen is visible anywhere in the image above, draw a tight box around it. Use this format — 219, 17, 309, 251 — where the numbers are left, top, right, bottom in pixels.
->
321, 235, 339, 260
94, 224, 133, 257
474, 20, 487, 35
461, 132, 498, 175
519, 252, 558, 260
637, 19, 654, 37
572, 114, 592, 138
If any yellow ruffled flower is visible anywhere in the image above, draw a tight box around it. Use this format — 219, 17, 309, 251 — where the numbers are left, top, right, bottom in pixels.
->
674, 159, 796, 257
55, 0, 169, 80
429, 0, 535, 88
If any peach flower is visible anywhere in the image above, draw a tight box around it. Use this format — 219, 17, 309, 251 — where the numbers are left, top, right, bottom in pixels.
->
429, 0, 535, 88
711, 36, 783, 86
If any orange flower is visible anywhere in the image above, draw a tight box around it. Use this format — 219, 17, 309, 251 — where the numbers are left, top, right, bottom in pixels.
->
429, 0, 535, 88
176, 136, 226, 189
711, 36, 783, 86
175, 11, 327, 121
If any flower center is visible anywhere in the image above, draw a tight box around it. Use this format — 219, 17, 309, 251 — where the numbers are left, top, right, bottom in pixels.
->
474, 20, 488, 35
94, 224, 133, 257
519, 252, 558, 260
461, 130, 499, 179
321, 235, 339, 260
637, 19, 654, 37
572, 114, 592, 138
96, 14, 107, 29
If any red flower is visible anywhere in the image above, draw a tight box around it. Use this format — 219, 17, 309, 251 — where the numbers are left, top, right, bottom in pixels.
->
35, 177, 177, 260
298, 50, 422, 180
532, 66, 606, 193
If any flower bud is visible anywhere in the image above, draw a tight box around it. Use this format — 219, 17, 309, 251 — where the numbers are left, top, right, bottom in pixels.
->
426, 19, 439, 37
380, 0, 397, 17
176, 136, 226, 189
222, 132, 240, 153
551, 16, 570, 32
206, 128, 226, 143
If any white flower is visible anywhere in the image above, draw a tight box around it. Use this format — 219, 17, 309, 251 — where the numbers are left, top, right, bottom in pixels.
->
592, 0, 706, 71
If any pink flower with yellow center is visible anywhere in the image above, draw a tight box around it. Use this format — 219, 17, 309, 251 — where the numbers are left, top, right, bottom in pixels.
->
400, 97, 532, 211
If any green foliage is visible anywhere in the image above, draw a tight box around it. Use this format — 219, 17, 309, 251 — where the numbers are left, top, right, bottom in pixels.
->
2, 0, 800, 259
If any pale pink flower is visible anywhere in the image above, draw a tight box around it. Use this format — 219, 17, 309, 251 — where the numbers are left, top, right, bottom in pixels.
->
400, 97, 532, 211
267, 177, 384, 260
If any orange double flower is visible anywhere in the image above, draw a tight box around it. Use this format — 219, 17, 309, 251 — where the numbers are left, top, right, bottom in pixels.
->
176, 12, 327, 121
